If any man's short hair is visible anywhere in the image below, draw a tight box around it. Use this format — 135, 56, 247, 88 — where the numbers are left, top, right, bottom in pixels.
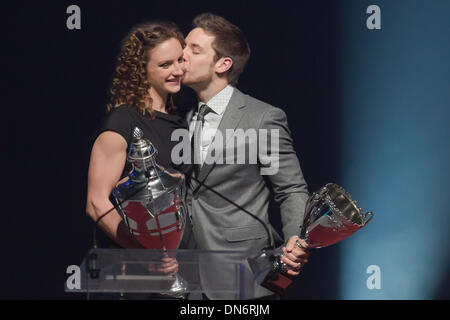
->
193, 13, 251, 85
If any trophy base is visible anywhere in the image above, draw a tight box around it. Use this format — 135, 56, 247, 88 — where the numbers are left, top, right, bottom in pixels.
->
260, 272, 294, 296
248, 250, 295, 295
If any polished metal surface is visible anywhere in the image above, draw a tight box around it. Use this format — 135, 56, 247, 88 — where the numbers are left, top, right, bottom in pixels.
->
300, 183, 373, 249
112, 127, 187, 249
264, 183, 374, 279
111, 126, 188, 297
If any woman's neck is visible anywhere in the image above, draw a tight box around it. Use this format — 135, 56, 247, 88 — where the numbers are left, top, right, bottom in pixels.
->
148, 87, 168, 113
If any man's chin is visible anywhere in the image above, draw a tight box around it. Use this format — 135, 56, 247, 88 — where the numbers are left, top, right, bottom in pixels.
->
181, 79, 192, 86
181, 75, 197, 85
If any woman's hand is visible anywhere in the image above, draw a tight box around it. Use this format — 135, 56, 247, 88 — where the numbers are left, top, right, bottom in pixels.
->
148, 257, 179, 277
160, 165, 185, 181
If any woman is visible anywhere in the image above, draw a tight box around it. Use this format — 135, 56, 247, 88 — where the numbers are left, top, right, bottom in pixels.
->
86, 22, 191, 272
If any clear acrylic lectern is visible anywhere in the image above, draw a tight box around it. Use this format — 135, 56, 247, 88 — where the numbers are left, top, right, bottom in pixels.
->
65, 248, 262, 300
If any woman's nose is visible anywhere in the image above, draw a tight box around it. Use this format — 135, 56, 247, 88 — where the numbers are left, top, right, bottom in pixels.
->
173, 62, 185, 75
182, 50, 189, 62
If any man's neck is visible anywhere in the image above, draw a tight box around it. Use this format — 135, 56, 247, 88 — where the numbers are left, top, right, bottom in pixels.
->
195, 79, 229, 104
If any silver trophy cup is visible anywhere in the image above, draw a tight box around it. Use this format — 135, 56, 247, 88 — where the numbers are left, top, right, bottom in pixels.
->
250, 183, 373, 294
112, 127, 188, 297
298, 183, 373, 249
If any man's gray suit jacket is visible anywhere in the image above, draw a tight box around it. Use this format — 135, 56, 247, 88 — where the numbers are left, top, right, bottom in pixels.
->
185, 88, 310, 299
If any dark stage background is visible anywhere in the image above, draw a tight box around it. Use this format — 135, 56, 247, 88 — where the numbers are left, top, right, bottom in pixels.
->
2, 0, 449, 299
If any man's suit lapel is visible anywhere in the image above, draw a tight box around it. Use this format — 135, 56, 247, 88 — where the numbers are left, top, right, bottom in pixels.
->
197, 88, 246, 182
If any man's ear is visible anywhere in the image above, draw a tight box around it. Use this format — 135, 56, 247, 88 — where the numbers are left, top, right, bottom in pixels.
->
215, 57, 233, 75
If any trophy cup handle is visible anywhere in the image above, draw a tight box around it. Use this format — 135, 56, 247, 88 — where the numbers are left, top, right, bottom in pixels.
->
363, 211, 374, 226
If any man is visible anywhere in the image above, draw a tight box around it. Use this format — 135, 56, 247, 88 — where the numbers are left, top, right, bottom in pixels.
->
181, 13, 310, 299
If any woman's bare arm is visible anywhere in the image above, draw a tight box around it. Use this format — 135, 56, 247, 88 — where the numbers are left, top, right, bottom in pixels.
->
86, 131, 142, 248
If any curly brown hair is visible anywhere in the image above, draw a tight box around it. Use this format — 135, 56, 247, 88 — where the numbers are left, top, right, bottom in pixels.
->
107, 22, 185, 118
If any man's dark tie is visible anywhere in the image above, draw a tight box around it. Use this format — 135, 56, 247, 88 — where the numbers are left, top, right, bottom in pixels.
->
192, 104, 212, 177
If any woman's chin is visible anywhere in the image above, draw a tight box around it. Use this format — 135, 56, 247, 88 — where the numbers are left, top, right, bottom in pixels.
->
166, 84, 181, 93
